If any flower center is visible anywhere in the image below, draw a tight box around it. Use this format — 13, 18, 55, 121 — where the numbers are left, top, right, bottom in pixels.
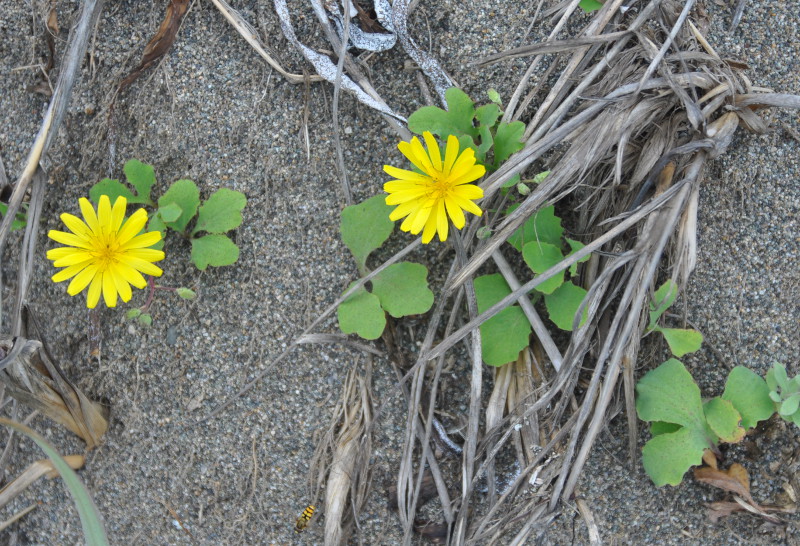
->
429, 173, 454, 199
92, 235, 120, 272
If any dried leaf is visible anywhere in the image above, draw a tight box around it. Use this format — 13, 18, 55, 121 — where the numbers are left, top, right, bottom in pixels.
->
47, 7, 60, 34
0, 456, 84, 511
694, 463, 753, 504
118, 0, 190, 92
0, 338, 108, 449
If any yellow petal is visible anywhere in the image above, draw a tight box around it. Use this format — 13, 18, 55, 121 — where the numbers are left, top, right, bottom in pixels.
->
399, 138, 435, 178
422, 132, 443, 172
53, 263, 89, 283
388, 200, 422, 222
86, 275, 102, 309
47, 246, 83, 260
116, 208, 149, 245
120, 231, 162, 251
442, 134, 460, 175
452, 184, 484, 200
48, 230, 93, 249
384, 179, 430, 192
445, 196, 466, 229
111, 266, 133, 303
102, 271, 118, 307
66, 264, 98, 294
110, 196, 128, 232
383, 165, 432, 184
117, 255, 163, 277
97, 195, 113, 233
386, 189, 429, 205
61, 213, 93, 239
421, 213, 437, 243
79, 198, 100, 235
115, 263, 147, 289
435, 199, 448, 242
450, 194, 483, 217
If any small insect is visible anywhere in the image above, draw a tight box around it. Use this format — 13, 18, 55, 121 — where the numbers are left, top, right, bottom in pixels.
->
295, 504, 316, 533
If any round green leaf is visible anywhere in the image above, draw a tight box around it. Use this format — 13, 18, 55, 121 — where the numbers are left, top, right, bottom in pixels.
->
158, 202, 183, 223
176, 287, 197, 300
89, 179, 134, 205
507, 204, 564, 251
703, 397, 745, 443
190, 234, 239, 270
338, 284, 386, 340
474, 273, 512, 314
642, 426, 708, 487
522, 241, 565, 294
659, 327, 703, 357
147, 214, 166, 251
371, 262, 434, 318
408, 87, 478, 139
544, 282, 588, 331
479, 306, 530, 366
123, 159, 156, 203
722, 366, 775, 430
780, 393, 800, 417
636, 359, 705, 429
340, 196, 395, 269
158, 179, 200, 232
192, 188, 247, 235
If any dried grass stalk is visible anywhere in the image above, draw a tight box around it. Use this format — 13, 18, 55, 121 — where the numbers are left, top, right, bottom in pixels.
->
0, 338, 108, 449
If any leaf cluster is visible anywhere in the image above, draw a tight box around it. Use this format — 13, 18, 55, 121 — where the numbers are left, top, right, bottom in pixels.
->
0, 202, 28, 231
636, 360, 788, 487
90, 159, 246, 271
337, 196, 434, 340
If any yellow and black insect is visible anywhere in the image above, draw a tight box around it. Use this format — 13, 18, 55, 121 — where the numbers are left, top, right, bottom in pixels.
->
295, 504, 316, 533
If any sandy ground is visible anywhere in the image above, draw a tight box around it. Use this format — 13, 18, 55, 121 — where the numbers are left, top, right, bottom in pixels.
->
0, 1, 797, 544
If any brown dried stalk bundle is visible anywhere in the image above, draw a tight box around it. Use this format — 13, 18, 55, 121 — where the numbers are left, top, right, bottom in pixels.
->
0, 337, 108, 449
257, 1, 800, 544
308, 358, 374, 545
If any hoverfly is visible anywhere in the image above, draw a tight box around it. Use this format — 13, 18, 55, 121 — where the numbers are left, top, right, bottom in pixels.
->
295, 504, 316, 533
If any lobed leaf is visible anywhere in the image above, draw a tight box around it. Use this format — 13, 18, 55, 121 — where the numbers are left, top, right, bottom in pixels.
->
544, 282, 588, 331
371, 262, 434, 318
636, 359, 705, 429
340, 196, 395, 270
407, 88, 477, 139
192, 188, 247, 235
337, 284, 386, 340
657, 327, 703, 357
158, 179, 200, 232
649, 280, 678, 328
721, 366, 775, 430
190, 234, 239, 270
123, 159, 156, 204
642, 426, 709, 487
507, 204, 564, 251
474, 274, 531, 366
492, 121, 525, 167
703, 397, 745, 443
89, 179, 134, 205
522, 241, 565, 294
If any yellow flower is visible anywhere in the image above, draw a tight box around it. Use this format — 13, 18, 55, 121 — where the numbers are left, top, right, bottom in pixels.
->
47, 195, 165, 309
384, 131, 485, 243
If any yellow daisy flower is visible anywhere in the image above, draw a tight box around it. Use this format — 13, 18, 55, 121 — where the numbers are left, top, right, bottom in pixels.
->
47, 195, 165, 309
384, 131, 485, 243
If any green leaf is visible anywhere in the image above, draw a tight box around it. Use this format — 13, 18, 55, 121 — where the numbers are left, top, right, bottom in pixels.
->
474, 274, 531, 366
703, 397, 745, 443
507, 204, 564, 251
650, 421, 682, 436
721, 366, 775, 430
480, 307, 531, 366
338, 283, 386, 340
0, 418, 109, 545
531, 171, 550, 184
0, 203, 27, 231
176, 287, 197, 300
641, 426, 708, 487
407, 87, 478, 139
89, 179, 134, 205
637, 359, 720, 485
487, 89, 501, 104
522, 241, 565, 295
649, 280, 678, 328
579, 0, 604, 13
657, 327, 703, 357
780, 394, 800, 417
192, 188, 247, 235
123, 159, 156, 204
158, 179, 200, 232
474, 273, 512, 313
126, 309, 141, 319
158, 203, 182, 223
371, 262, 434, 318
544, 282, 588, 331
138, 314, 152, 327
566, 238, 590, 277
492, 121, 525, 166
767, 363, 790, 392
190, 234, 239, 270
340, 196, 395, 270
147, 214, 166, 251
474, 103, 501, 128
501, 173, 521, 190
636, 359, 705, 429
